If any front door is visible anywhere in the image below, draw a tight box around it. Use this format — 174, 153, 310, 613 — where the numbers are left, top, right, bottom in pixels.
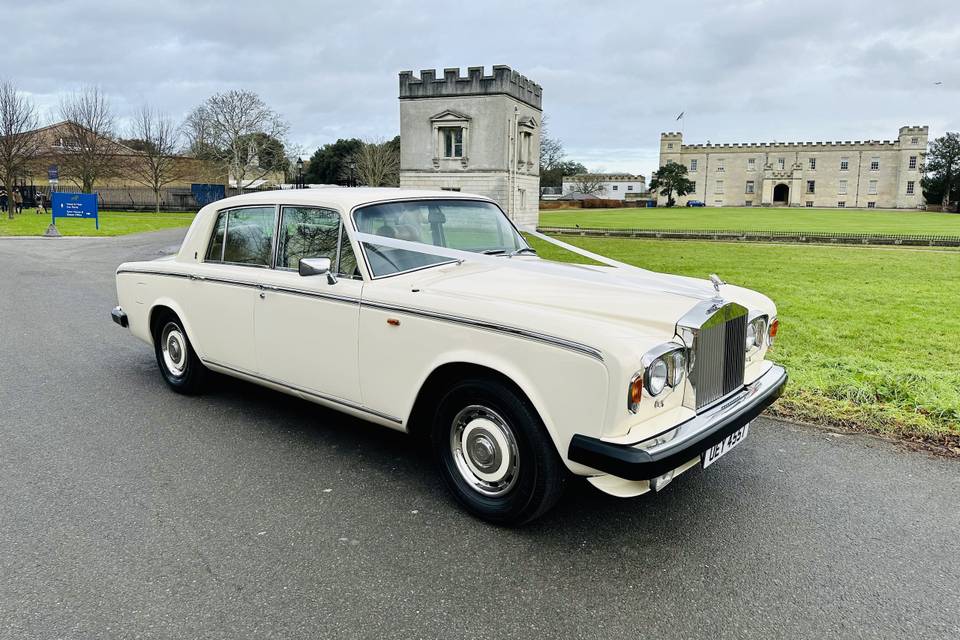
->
254, 205, 364, 404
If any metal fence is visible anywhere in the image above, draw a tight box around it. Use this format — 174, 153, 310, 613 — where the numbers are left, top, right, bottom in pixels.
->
537, 226, 960, 248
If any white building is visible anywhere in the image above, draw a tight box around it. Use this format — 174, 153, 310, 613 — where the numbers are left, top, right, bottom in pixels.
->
561, 173, 646, 200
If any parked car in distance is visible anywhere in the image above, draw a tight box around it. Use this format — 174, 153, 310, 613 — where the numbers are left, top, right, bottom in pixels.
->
112, 188, 786, 525
686, 200, 706, 207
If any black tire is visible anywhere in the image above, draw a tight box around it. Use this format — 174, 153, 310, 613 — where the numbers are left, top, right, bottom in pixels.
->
152, 312, 207, 394
431, 377, 566, 526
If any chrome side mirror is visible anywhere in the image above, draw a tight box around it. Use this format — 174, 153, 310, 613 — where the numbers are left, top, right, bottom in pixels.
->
298, 257, 337, 284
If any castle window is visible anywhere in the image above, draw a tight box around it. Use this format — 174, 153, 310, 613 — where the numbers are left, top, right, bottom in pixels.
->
715, 159, 724, 172
806, 201, 814, 207
837, 201, 846, 208
867, 202, 876, 208
806, 180, 816, 194
906, 181, 915, 195
910, 137, 919, 145
745, 180, 755, 194
627, 185, 633, 191
839, 180, 848, 195
745, 201, 753, 207
777, 157, 785, 170
667, 143, 674, 150
747, 158, 756, 171
714, 180, 724, 194
441, 127, 464, 158
808, 157, 816, 170
909, 156, 917, 170
690, 181, 696, 192
870, 157, 880, 171
868, 180, 878, 195
840, 157, 849, 171
612, 185, 618, 191
690, 159, 698, 172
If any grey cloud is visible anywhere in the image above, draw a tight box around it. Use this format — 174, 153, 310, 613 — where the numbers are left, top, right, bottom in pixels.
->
5, 0, 957, 178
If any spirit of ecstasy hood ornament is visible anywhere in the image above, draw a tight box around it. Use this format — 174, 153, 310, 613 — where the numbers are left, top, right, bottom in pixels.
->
709, 273, 726, 295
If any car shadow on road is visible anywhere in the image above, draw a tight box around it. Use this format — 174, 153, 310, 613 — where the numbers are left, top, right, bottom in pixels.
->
182, 368, 761, 547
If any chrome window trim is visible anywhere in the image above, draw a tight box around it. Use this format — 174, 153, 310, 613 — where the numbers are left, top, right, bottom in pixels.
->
203, 204, 279, 269
347, 197, 531, 282
203, 358, 402, 425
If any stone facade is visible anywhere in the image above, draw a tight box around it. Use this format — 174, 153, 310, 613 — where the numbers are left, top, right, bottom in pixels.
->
398, 66, 541, 228
657, 126, 928, 209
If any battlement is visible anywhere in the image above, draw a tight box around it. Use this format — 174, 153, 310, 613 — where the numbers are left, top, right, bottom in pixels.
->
398, 65, 542, 109
899, 125, 929, 135
661, 132, 683, 138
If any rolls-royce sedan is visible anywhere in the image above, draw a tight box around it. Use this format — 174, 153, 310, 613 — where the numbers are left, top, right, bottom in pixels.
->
112, 188, 787, 525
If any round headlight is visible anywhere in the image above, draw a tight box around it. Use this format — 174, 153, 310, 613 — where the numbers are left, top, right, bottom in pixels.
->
667, 350, 685, 387
746, 317, 766, 351
646, 358, 668, 396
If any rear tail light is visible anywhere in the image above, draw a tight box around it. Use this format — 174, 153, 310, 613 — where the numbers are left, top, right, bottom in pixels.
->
768, 318, 779, 347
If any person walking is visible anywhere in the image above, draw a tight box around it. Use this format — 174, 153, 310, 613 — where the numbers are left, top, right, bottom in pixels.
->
35, 192, 46, 215
0, 190, 7, 213
12, 189, 23, 214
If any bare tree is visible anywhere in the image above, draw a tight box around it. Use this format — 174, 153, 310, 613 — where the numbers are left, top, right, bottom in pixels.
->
183, 90, 289, 191
125, 105, 184, 212
0, 81, 43, 219
349, 138, 400, 187
569, 173, 607, 196
57, 86, 119, 193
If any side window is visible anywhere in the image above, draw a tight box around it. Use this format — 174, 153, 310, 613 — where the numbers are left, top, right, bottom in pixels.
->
277, 206, 361, 278
222, 207, 276, 266
205, 211, 227, 261
277, 207, 339, 270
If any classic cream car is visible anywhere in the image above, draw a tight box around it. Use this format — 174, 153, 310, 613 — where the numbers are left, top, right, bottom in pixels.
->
112, 188, 787, 525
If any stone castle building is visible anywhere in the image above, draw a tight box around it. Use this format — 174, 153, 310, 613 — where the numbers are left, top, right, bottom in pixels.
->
398, 66, 541, 227
657, 126, 928, 209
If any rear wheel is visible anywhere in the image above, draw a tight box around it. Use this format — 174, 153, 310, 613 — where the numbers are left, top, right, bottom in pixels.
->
431, 378, 566, 526
153, 312, 207, 394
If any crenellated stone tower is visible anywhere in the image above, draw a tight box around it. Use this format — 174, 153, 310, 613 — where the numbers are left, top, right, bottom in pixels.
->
398, 65, 541, 227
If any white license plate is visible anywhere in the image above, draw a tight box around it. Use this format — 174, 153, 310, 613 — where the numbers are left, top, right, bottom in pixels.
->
701, 423, 750, 469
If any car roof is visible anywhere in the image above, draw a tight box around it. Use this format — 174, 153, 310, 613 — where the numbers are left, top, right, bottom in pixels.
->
203, 187, 496, 212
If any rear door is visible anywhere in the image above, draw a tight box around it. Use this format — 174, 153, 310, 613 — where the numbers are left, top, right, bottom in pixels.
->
189, 205, 276, 374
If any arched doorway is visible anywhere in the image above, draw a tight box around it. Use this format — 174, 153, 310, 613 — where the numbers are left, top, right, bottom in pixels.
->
773, 183, 789, 205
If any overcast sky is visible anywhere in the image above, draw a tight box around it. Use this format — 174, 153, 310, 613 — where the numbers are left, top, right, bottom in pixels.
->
7, 0, 959, 178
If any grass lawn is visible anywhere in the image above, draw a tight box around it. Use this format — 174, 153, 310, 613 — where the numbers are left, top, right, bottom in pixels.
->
539, 207, 960, 237
0, 209, 196, 237
526, 234, 960, 445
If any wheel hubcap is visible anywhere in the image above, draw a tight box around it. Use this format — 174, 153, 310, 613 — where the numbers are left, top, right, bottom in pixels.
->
450, 405, 519, 497
160, 322, 187, 378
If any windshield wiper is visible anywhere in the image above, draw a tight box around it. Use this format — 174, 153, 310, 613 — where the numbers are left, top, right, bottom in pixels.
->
507, 247, 537, 257
481, 249, 507, 255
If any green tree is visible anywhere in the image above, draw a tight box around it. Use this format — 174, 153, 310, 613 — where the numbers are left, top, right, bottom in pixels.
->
921, 132, 960, 210
649, 161, 695, 207
541, 160, 587, 192
304, 138, 362, 185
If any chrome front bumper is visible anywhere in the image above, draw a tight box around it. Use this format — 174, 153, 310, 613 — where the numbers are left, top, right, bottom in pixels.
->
567, 364, 788, 481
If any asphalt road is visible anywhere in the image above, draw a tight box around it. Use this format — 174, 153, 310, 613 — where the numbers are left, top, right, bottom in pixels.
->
1, 229, 958, 640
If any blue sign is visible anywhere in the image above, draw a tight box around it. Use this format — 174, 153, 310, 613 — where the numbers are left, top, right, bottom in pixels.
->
192, 183, 226, 207
52, 192, 99, 230
48, 165, 59, 181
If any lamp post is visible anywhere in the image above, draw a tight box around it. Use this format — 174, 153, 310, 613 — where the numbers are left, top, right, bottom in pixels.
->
347, 160, 357, 187
296, 157, 304, 189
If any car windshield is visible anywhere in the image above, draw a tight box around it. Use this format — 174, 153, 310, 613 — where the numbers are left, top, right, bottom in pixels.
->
352, 199, 530, 277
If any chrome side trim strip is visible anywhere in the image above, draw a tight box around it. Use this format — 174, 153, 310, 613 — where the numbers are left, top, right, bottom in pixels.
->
361, 300, 605, 362
204, 358, 403, 425
116, 268, 360, 306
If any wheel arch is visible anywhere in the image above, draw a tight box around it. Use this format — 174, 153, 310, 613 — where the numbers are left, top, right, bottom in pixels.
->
147, 298, 198, 351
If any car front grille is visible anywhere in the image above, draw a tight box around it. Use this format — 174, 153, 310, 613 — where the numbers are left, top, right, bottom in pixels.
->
682, 302, 748, 410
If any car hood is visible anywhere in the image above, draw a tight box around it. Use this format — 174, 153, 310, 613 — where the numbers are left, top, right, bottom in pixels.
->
384, 257, 775, 344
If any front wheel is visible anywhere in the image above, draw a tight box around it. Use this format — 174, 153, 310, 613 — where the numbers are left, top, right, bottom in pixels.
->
431, 378, 566, 526
153, 313, 207, 394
